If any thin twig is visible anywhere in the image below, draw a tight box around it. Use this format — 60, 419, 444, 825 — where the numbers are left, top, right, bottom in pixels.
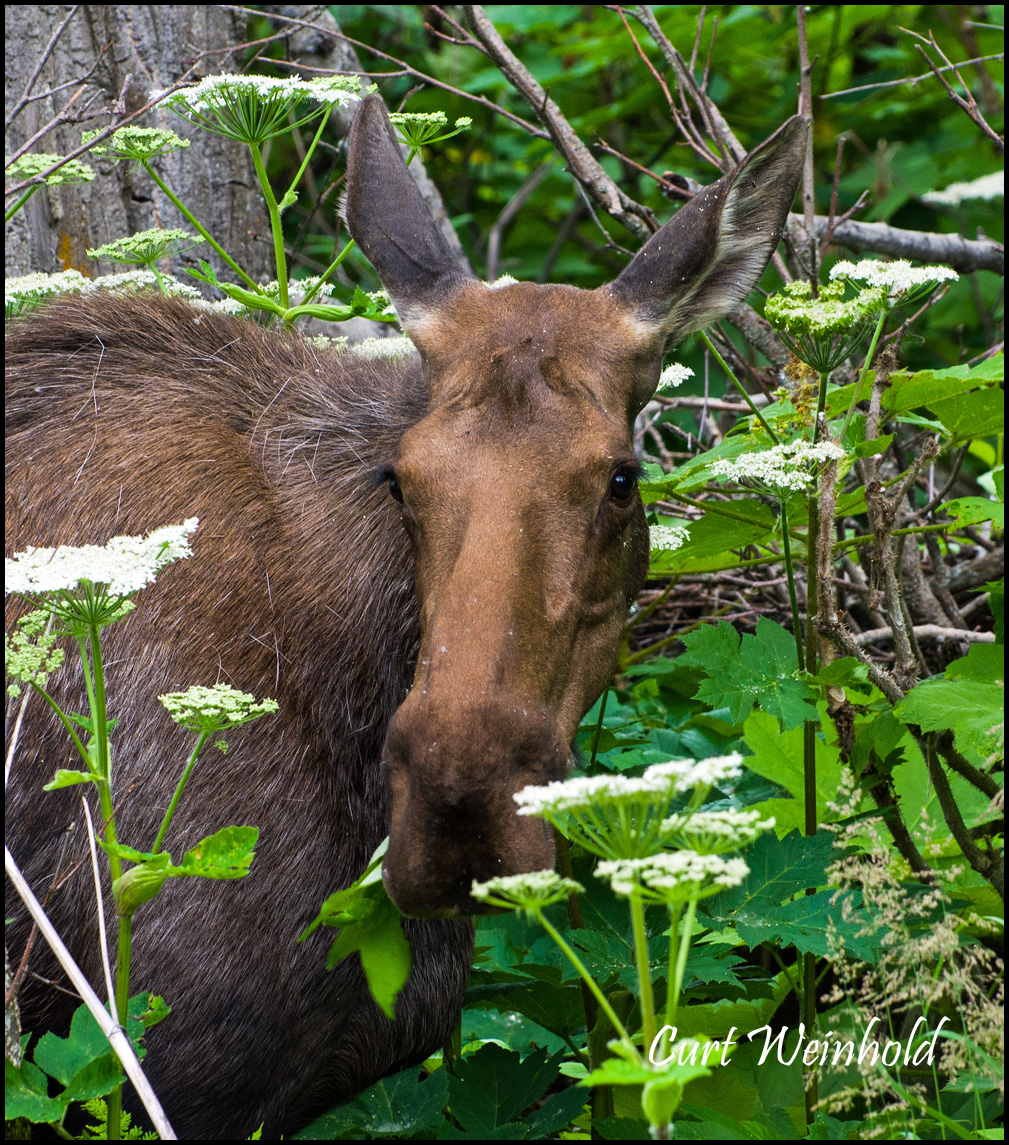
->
821, 53, 1003, 99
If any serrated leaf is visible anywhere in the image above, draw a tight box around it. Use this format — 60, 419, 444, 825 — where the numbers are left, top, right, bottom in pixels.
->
60, 1052, 124, 1102
740, 710, 843, 826
680, 621, 817, 729
522, 1083, 587, 1137
734, 890, 879, 962
939, 496, 1004, 529
290, 1065, 448, 1139
327, 889, 411, 1020
4, 1058, 68, 1122
707, 829, 836, 916
449, 1043, 562, 1133
650, 501, 777, 574
895, 675, 1004, 760
929, 388, 1004, 442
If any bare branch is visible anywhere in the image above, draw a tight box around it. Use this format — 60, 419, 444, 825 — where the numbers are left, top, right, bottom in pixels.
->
852, 624, 996, 646
911, 33, 1003, 151
463, 5, 657, 240
822, 52, 1003, 99
5, 5, 82, 130
799, 213, 1004, 275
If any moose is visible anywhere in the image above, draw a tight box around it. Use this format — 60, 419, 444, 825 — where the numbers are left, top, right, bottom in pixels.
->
5, 95, 806, 1137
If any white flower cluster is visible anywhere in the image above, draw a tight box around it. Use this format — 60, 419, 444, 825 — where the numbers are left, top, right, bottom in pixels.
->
303, 334, 350, 351
710, 440, 846, 492
87, 227, 204, 265
649, 525, 689, 553
5, 269, 89, 308
662, 808, 776, 854
82, 126, 190, 161
157, 73, 361, 113
595, 851, 749, 901
288, 276, 336, 300
829, 258, 958, 295
488, 274, 519, 289
658, 362, 694, 391
515, 752, 744, 818
6, 519, 198, 598
470, 870, 584, 910
349, 336, 415, 361
159, 682, 278, 732
923, 170, 1003, 206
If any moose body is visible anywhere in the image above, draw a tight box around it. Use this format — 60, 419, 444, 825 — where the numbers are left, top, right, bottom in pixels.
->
5, 97, 806, 1137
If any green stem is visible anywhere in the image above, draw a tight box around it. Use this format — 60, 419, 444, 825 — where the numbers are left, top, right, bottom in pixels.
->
664, 902, 683, 1029
537, 913, 637, 1050
29, 681, 91, 771
281, 105, 333, 218
629, 890, 656, 1053
300, 238, 357, 308
4, 183, 39, 223
699, 330, 779, 444
839, 309, 887, 442
250, 141, 288, 308
141, 162, 260, 293
668, 898, 697, 1026
667, 490, 802, 534
778, 500, 806, 672
150, 730, 211, 855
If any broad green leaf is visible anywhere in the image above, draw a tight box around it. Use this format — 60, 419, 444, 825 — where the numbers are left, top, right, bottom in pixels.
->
474, 978, 586, 1039
177, 824, 258, 878
679, 621, 817, 730
448, 1043, 562, 1133
522, 1084, 587, 1138
33, 1003, 119, 1085
291, 1065, 448, 1139
734, 890, 878, 962
739, 711, 842, 826
928, 387, 1004, 442
945, 642, 1003, 683
325, 888, 411, 1020
58, 1053, 125, 1102
939, 496, 1004, 529
4, 1057, 68, 1122
895, 671, 1003, 761
708, 829, 836, 915
666, 971, 792, 1042
650, 501, 777, 575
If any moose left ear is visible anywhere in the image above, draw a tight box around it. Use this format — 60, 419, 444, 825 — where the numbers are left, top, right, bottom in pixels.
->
606, 116, 809, 346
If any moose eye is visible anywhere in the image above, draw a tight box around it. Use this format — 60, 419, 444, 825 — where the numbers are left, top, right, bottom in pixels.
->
609, 468, 638, 505
387, 474, 404, 503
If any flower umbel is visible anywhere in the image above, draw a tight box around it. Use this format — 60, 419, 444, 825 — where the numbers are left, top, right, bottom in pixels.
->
5, 610, 65, 697
828, 258, 958, 307
6, 519, 198, 599
82, 126, 190, 166
658, 362, 694, 391
662, 808, 776, 854
88, 227, 205, 269
470, 871, 584, 916
5, 152, 95, 185
388, 111, 473, 155
764, 279, 886, 373
596, 851, 749, 905
649, 524, 689, 554
710, 439, 846, 493
159, 683, 278, 734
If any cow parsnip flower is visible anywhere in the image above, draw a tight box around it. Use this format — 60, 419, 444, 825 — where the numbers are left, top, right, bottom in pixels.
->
710, 439, 846, 494
658, 362, 694, 391
82, 126, 190, 166
350, 336, 415, 361
159, 682, 278, 734
764, 279, 886, 372
156, 74, 362, 145
5, 269, 89, 315
6, 152, 95, 185
923, 171, 1003, 206
514, 754, 743, 859
470, 870, 584, 915
388, 111, 473, 153
5, 610, 65, 697
828, 258, 958, 308
650, 525, 689, 553
5, 519, 198, 600
595, 851, 749, 905
661, 808, 776, 854
88, 227, 205, 268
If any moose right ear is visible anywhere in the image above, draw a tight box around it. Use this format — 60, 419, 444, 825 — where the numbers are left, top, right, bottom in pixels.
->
344, 95, 474, 324
607, 116, 809, 347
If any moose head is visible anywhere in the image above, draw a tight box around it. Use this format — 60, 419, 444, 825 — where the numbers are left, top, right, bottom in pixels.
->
344, 96, 807, 917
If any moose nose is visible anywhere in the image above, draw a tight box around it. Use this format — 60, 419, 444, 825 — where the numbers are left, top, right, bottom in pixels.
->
380, 697, 568, 916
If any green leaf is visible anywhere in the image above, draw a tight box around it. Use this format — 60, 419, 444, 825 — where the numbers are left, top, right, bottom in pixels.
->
176, 825, 258, 878
291, 1065, 448, 1139
326, 887, 411, 1020
113, 856, 171, 915
928, 388, 1004, 442
851, 433, 893, 458
678, 620, 817, 730
735, 890, 878, 962
708, 829, 836, 916
522, 1084, 587, 1138
649, 501, 777, 574
938, 496, 1004, 530
448, 1043, 562, 1133
5, 1058, 67, 1122
476, 978, 587, 1038
895, 664, 1003, 761
33, 1002, 119, 1085
740, 711, 843, 828
43, 768, 98, 790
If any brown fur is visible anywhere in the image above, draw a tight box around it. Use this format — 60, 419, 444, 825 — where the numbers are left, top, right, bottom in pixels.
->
5, 95, 807, 1137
